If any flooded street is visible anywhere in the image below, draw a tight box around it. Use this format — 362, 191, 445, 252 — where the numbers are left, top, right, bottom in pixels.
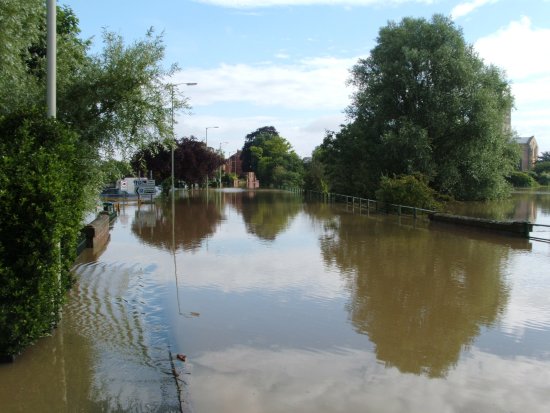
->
1, 189, 550, 412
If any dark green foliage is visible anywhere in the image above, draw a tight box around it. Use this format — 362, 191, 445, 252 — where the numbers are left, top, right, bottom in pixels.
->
241, 126, 278, 173
320, 15, 518, 201
0, 111, 89, 356
531, 161, 550, 185
0, 3, 179, 358
375, 175, 441, 210
131, 137, 224, 187
536, 172, 550, 186
506, 171, 538, 188
533, 161, 550, 175
240, 126, 304, 188
303, 147, 329, 193
319, 123, 382, 198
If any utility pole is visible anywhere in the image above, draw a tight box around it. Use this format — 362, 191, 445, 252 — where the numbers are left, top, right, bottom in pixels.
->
47, 0, 56, 118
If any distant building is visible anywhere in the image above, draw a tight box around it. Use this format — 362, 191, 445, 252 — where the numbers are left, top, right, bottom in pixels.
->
246, 172, 260, 189
225, 150, 243, 177
514, 136, 538, 171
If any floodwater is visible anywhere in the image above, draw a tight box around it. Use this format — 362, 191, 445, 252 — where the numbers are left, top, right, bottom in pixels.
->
1, 189, 550, 412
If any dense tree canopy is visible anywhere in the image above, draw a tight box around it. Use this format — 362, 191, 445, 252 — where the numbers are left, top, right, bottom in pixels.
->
320, 15, 518, 201
240, 126, 303, 188
131, 137, 224, 187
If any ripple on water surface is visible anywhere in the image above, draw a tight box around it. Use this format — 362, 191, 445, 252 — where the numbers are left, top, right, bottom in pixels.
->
67, 260, 183, 411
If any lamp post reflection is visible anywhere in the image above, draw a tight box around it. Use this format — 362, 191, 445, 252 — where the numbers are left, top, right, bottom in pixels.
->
169, 82, 197, 315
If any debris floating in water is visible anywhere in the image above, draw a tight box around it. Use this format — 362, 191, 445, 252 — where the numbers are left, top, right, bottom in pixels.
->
177, 354, 187, 362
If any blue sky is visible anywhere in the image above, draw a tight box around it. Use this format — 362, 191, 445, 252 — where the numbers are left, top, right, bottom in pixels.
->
62, 0, 550, 157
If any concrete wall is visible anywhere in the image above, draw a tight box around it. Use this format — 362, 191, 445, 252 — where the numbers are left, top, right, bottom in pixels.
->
82, 213, 110, 251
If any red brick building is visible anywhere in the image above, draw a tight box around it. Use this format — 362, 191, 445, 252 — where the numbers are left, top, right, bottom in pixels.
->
225, 150, 243, 177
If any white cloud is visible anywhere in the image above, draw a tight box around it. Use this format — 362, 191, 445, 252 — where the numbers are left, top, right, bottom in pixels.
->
176, 112, 345, 157
474, 17, 550, 152
451, 0, 498, 20
275, 52, 290, 59
174, 56, 356, 111
194, 0, 434, 8
474, 16, 550, 79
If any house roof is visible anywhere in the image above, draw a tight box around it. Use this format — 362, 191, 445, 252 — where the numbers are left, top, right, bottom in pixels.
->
514, 136, 535, 145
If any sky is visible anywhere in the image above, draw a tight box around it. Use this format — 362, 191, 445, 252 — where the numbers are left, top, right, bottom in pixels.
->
61, 0, 550, 158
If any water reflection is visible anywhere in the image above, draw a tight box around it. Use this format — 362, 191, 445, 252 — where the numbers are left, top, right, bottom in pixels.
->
188, 345, 550, 413
310, 206, 510, 377
445, 189, 550, 224
2, 191, 550, 413
131, 192, 223, 251
231, 191, 302, 241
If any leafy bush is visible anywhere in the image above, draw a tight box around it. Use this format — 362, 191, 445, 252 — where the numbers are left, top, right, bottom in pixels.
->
375, 174, 441, 210
0, 111, 89, 357
536, 172, 550, 186
506, 171, 538, 188
533, 161, 550, 175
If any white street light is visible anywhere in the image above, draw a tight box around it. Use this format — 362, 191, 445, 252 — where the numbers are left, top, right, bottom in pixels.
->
205, 126, 219, 148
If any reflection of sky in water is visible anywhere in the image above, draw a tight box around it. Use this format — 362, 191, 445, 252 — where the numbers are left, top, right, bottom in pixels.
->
496, 245, 550, 348
187, 345, 550, 413
73, 192, 550, 412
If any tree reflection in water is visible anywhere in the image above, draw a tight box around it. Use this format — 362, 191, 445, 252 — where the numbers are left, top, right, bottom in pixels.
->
232, 191, 302, 241
307, 204, 510, 378
131, 192, 223, 251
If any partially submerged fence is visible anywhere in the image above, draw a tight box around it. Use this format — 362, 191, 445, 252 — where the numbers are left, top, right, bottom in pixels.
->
306, 190, 436, 219
303, 190, 547, 241
529, 223, 550, 243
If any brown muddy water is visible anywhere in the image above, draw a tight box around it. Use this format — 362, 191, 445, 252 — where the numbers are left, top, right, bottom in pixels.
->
1, 189, 550, 412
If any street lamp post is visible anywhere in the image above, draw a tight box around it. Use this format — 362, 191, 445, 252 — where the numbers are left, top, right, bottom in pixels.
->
46, 0, 56, 118
169, 82, 196, 317
205, 126, 219, 148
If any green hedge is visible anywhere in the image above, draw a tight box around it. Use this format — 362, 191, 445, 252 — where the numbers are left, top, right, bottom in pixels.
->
0, 111, 88, 357
506, 171, 538, 188
375, 174, 441, 211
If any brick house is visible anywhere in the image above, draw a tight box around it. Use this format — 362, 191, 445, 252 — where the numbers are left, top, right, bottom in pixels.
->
225, 150, 243, 177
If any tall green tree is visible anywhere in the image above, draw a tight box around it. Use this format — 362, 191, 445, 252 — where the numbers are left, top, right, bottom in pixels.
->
240, 126, 303, 188
322, 15, 518, 201
241, 126, 279, 173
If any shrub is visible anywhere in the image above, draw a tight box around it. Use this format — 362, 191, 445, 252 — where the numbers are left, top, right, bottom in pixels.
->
0, 110, 89, 357
536, 172, 550, 186
506, 171, 538, 188
533, 161, 550, 175
375, 174, 441, 211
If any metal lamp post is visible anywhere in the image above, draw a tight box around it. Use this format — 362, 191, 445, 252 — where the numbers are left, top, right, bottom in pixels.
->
47, 0, 56, 118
